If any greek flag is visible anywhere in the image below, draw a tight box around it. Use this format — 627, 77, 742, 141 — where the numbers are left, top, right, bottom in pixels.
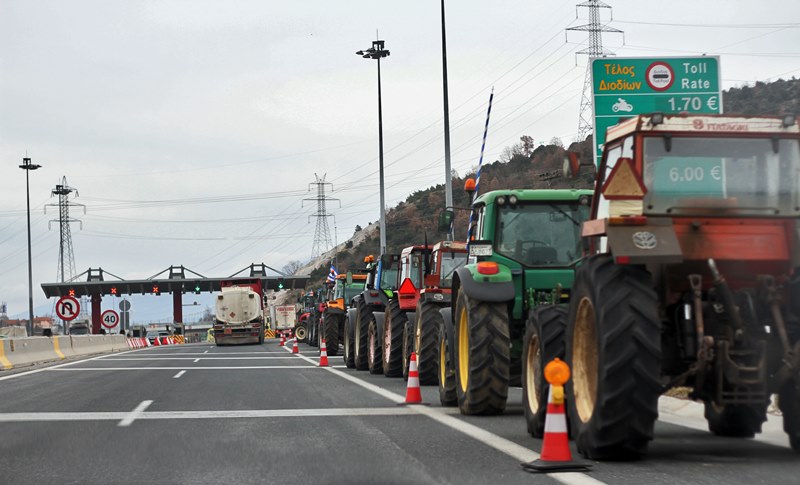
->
326, 264, 338, 283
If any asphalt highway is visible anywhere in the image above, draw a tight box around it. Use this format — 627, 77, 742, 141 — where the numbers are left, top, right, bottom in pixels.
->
0, 341, 797, 485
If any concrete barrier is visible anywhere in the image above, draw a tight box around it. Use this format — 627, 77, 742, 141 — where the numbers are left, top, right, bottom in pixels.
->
52, 336, 74, 359
0, 339, 13, 370
5, 337, 62, 368
70, 335, 115, 357
107, 334, 128, 351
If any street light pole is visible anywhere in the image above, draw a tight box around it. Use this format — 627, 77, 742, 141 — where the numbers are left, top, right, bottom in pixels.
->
356, 39, 390, 254
441, 0, 454, 239
19, 157, 41, 337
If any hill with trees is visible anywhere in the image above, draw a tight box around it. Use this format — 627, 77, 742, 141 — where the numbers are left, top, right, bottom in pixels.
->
304, 77, 799, 286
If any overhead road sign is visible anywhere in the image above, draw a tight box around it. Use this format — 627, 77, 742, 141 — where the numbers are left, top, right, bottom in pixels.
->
56, 296, 80, 321
592, 56, 721, 162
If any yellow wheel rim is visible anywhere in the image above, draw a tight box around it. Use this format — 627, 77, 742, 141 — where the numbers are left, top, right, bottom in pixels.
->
415, 317, 422, 362
574, 296, 598, 423
458, 306, 469, 392
525, 331, 541, 414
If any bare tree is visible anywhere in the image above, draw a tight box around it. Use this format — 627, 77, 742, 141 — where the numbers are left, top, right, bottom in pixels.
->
282, 260, 304, 276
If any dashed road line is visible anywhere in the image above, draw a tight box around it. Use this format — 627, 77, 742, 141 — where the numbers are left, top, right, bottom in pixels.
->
193, 358, 200, 363
173, 370, 186, 379
47, 366, 320, 371
118, 400, 153, 427
100, 356, 302, 360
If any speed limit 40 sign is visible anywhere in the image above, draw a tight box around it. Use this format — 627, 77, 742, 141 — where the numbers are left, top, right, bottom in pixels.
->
101, 309, 120, 329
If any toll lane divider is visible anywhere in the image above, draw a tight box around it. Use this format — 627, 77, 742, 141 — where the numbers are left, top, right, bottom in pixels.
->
0, 334, 164, 371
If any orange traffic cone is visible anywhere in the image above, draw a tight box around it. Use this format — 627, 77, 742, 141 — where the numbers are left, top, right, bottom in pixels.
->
521, 358, 589, 473
279, 333, 286, 347
292, 338, 299, 354
402, 352, 423, 404
319, 339, 329, 367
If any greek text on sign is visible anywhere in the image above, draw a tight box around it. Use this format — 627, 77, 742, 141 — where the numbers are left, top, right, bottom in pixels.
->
56, 296, 80, 321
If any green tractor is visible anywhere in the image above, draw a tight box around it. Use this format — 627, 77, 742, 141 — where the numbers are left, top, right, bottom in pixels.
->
440, 188, 593, 416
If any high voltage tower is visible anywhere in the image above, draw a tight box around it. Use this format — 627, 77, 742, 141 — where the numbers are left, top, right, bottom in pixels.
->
303, 173, 340, 259
45, 177, 85, 285
566, 0, 624, 141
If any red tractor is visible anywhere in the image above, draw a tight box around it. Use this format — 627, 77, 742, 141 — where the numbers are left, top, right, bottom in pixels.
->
546, 113, 800, 459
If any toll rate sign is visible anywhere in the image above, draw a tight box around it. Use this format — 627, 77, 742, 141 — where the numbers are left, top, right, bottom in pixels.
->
591, 56, 722, 162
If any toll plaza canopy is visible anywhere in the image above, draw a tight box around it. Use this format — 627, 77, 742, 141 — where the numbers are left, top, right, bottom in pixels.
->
40, 264, 309, 333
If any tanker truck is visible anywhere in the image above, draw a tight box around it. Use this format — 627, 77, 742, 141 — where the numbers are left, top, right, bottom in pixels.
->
213, 280, 265, 346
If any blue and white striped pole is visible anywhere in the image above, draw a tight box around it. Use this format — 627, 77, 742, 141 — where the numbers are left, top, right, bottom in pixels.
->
466, 88, 495, 244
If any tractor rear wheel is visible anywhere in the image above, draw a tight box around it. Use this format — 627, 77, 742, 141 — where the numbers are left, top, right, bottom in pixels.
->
383, 300, 406, 377
703, 401, 767, 438
368, 316, 384, 374
354, 299, 372, 370
523, 305, 567, 438
454, 287, 510, 415
780, 373, 800, 451
324, 314, 340, 357
565, 254, 661, 460
438, 311, 457, 406
415, 301, 442, 385
343, 312, 355, 368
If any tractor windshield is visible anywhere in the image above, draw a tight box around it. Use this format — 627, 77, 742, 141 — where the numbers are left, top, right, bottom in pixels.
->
439, 251, 467, 288
495, 202, 589, 266
344, 282, 364, 302
643, 136, 800, 217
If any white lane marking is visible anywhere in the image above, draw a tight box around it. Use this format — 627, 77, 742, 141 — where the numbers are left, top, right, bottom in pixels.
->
118, 400, 153, 427
103, 351, 288, 356
0, 407, 417, 423
98, 357, 303, 360
48, 366, 319, 371
203, 350, 209, 354
289, 351, 606, 485
0, 351, 126, 382
193, 359, 200, 363
173, 370, 186, 379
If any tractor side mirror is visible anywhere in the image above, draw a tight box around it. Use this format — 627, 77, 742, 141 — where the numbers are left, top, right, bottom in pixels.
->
438, 209, 454, 234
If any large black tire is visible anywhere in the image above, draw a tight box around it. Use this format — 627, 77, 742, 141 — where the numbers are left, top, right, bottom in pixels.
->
402, 319, 414, 381
779, 374, 800, 451
368, 315, 384, 375
415, 301, 442, 386
703, 401, 767, 438
439, 309, 457, 406
343, 312, 355, 368
354, 298, 372, 371
324, 314, 340, 357
454, 287, 510, 415
383, 300, 406, 377
310, 317, 319, 347
565, 254, 662, 460
523, 305, 567, 438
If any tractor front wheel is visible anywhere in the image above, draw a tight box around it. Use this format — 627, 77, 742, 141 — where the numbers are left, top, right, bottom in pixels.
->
438, 309, 457, 407
383, 300, 406, 377
779, 371, 800, 451
324, 314, 340, 357
368, 316, 384, 375
343, 313, 355, 368
415, 301, 442, 385
454, 288, 510, 415
522, 305, 567, 438
565, 254, 662, 460
354, 299, 372, 371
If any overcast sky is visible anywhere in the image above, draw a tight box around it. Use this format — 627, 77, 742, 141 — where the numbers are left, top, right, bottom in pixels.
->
1, 1, 799, 324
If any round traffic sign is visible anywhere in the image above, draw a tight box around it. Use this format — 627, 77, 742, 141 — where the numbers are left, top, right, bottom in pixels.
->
56, 296, 81, 321
645, 62, 674, 92
119, 299, 131, 312
101, 309, 120, 329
